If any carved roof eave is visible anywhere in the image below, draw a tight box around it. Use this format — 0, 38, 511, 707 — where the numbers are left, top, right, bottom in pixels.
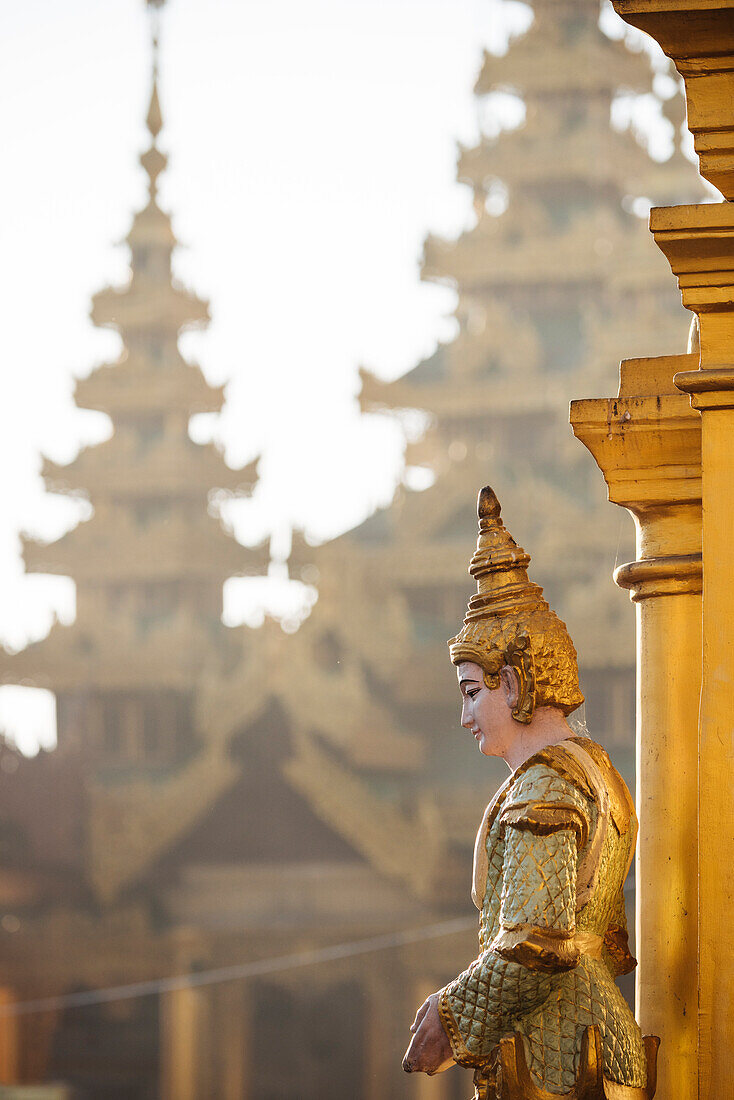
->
421, 221, 671, 290
57, 637, 275, 903
359, 368, 567, 421
89, 725, 455, 906
474, 32, 653, 99
21, 518, 264, 582
125, 200, 177, 249
288, 487, 456, 578
75, 362, 226, 417
79, 626, 435, 902
0, 616, 237, 695
91, 281, 209, 334
273, 630, 421, 771
458, 130, 678, 191
39, 446, 258, 501
290, 450, 619, 576
458, 142, 706, 214
288, 473, 477, 573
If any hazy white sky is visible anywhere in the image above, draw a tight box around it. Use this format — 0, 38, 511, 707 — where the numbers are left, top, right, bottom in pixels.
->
0, 1, 666, 749
0, 0, 509, 648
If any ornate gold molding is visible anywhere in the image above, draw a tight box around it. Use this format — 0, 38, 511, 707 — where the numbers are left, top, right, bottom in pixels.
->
614, 553, 703, 601
675, 365, 734, 410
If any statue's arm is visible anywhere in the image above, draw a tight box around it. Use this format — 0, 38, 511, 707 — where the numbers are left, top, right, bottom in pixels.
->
437, 948, 555, 1065
438, 766, 591, 1066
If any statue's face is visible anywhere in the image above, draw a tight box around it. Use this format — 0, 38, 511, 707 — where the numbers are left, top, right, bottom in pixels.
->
457, 660, 515, 758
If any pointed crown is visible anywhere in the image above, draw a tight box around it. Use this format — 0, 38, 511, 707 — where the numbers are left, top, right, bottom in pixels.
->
448, 487, 583, 723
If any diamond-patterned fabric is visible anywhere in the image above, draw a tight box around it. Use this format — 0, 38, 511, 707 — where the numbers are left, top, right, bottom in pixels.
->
500, 828, 576, 931
444, 954, 554, 1061
440, 745, 645, 1092
520, 959, 646, 1091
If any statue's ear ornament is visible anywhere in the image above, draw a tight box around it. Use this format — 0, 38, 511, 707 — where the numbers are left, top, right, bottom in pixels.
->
505, 634, 536, 725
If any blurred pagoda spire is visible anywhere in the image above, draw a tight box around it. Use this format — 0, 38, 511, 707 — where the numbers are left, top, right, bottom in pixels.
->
2, 0, 268, 900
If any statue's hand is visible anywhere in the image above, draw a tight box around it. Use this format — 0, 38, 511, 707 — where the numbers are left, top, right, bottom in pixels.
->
402, 992, 455, 1075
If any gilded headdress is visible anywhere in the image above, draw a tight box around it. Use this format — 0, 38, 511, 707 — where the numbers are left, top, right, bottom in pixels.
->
448, 486, 584, 723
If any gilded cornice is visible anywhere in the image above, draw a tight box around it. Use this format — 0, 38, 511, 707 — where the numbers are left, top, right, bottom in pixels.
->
571, 352, 702, 600
651, 202, 734, 369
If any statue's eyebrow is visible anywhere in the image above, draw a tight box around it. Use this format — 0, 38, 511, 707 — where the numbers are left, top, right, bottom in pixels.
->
459, 677, 480, 687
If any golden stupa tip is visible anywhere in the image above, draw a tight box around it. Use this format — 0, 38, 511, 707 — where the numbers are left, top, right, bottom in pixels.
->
477, 485, 501, 522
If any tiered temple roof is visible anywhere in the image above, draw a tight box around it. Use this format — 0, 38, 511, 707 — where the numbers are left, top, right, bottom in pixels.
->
1, 43, 271, 903
7, 67, 265, 699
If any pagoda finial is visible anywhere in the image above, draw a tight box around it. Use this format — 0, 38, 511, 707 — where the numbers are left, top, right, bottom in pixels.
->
145, 0, 164, 140
141, 0, 168, 199
146, 80, 163, 142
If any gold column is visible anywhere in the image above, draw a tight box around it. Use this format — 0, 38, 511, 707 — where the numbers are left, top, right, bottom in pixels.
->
216, 981, 250, 1100
571, 352, 702, 1100
160, 984, 202, 1100
160, 931, 209, 1100
585, 7, 734, 1095
652, 202, 734, 1100
0, 988, 18, 1084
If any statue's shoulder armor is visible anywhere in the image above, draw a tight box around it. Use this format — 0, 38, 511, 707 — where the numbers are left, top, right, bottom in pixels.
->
506, 738, 635, 837
500, 745, 597, 848
512, 742, 597, 803
568, 736, 636, 838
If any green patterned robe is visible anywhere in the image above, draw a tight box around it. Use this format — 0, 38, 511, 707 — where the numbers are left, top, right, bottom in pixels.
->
438, 737, 646, 1095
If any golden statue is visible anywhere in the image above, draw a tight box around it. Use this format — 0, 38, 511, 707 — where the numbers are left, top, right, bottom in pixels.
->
403, 487, 659, 1099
